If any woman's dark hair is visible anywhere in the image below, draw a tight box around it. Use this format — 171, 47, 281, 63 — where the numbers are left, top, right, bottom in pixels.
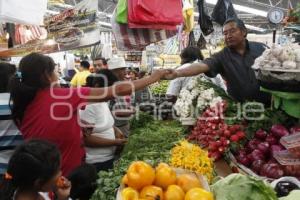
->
0, 63, 16, 93
86, 69, 118, 88
9, 53, 55, 126
68, 164, 98, 200
180, 46, 204, 65
0, 139, 61, 200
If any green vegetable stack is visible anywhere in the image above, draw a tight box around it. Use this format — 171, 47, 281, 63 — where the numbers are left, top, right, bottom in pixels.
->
150, 80, 170, 95
212, 174, 278, 200
91, 113, 186, 200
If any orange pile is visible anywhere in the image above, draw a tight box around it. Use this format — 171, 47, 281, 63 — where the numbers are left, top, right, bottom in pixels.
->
121, 161, 214, 200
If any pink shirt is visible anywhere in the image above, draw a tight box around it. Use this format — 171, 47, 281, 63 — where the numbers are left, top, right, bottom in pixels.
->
20, 87, 90, 176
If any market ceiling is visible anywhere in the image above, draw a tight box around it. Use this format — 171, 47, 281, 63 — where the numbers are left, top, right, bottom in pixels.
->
63, 0, 299, 30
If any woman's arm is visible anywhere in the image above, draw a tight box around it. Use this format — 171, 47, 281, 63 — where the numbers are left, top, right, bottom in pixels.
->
83, 134, 127, 147
87, 69, 168, 102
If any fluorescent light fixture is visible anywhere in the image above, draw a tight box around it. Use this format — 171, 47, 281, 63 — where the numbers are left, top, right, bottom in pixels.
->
245, 24, 267, 32
205, 0, 268, 17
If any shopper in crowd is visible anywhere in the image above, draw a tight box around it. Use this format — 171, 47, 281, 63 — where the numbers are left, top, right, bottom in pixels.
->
166, 46, 204, 102
108, 57, 136, 137
128, 69, 138, 81
165, 18, 270, 104
93, 56, 108, 72
80, 69, 126, 171
9, 53, 169, 175
0, 63, 23, 177
0, 139, 71, 200
70, 60, 91, 87
68, 164, 98, 200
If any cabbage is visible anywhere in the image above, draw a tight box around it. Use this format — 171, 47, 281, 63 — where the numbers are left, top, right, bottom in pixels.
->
211, 174, 278, 200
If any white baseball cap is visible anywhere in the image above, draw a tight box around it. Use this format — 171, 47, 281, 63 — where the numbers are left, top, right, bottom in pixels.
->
107, 57, 127, 70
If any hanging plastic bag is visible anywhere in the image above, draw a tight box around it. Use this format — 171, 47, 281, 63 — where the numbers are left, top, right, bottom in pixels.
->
188, 31, 196, 47
111, 11, 177, 51
116, 0, 128, 24
197, 33, 207, 49
128, 0, 183, 27
197, 0, 214, 36
211, 0, 237, 26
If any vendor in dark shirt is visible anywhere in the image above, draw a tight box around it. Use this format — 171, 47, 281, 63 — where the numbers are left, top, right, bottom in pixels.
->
166, 18, 270, 104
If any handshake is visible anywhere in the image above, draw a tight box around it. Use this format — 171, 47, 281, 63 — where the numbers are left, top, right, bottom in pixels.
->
151, 69, 178, 81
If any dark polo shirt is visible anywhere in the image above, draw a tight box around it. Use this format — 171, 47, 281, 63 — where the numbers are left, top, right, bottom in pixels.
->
204, 40, 270, 103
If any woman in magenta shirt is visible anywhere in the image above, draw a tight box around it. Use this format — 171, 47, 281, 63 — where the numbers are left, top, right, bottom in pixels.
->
10, 53, 167, 175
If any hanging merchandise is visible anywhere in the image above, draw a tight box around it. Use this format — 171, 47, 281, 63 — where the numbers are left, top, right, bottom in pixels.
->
0, 0, 47, 25
197, 0, 214, 36
211, 0, 238, 26
197, 33, 207, 49
14, 25, 47, 45
116, 0, 128, 24
127, 0, 183, 30
188, 31, 197, 47
111, 11, 177, 51
100, 32, 113, 59
182, 0, 194, 33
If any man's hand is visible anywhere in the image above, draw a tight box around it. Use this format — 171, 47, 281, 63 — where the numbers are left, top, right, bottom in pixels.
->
151, 69, 173, 81
162, 69, 178, 80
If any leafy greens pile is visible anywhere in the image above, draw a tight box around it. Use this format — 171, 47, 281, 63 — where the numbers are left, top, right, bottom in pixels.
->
91, 114, 186, 200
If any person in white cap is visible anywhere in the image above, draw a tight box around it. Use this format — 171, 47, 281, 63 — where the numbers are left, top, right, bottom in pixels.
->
107, 57, 135, 137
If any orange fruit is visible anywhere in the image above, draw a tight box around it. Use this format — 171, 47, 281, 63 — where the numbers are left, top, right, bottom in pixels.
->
122, 174, 129, 186
184, 188, 213, 200
164, 185, 185, 200
121, 187, 139, 200
139, 185, 163, 200
154, 163, 176, 189
127, 161, 155, 190
176, 174, 202, 193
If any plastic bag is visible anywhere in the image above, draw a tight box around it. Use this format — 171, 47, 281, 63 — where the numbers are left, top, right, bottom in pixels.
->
188, 31, 196, 47
116, 0, 128, 24
197, 0, 214, 36
211, 0, 237, 26
197, 33, 207, 49
128, 0, 183, 26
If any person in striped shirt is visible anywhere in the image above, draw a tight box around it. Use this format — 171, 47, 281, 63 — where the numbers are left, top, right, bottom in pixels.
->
0, 63, 23, 177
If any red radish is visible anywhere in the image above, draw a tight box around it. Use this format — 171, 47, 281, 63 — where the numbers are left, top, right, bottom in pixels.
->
271, 124, 289, 138
230, 135, 239, 142
255, 129, 268, 140
209, 152, 222, 160
236, 131, 246, 140
224, 130, 231, 138
218, 147, 225, 153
